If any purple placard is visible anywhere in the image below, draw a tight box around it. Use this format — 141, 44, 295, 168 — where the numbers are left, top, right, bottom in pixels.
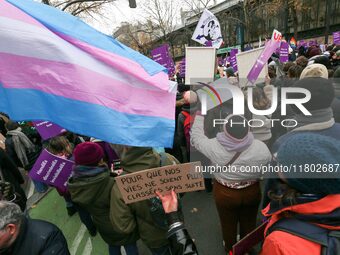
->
225, 56, 231, 65
308, 40, 317, 47
151, 44, 175, 76
33, 121, 66, 140
279, 42, 289, 63
29, 149, 74, 193
230, 49, 238, 72
333, 31, 340, 45
247, 39, 281, 84
232, 221, 268, 255
298, 40, 307, 47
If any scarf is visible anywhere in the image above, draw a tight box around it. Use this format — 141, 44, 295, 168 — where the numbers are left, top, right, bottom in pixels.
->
216, 131, 254, 152
288, 107, 334, 132
6, 128, 35, 167
72, 165, 107, 178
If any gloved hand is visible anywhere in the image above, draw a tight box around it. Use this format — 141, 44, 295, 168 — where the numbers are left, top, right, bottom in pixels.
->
0, 181, 16, 201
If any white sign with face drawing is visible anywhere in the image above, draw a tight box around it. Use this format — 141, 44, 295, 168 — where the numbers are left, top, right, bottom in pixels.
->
192, 9, 223, 49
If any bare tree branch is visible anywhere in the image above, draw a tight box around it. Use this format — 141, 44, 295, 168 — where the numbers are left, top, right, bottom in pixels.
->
61, 0, 111, 11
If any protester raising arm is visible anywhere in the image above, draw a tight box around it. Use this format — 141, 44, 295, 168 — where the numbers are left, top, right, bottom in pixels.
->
156, 190, 199, 255
191, 114, 234, 164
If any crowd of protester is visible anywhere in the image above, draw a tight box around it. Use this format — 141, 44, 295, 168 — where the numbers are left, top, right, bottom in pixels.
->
0, 42, 340, 255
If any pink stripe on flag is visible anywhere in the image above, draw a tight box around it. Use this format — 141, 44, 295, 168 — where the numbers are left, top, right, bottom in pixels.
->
0, 1, 43, 27
0, 52, 175, 120
57, 32, 170, 91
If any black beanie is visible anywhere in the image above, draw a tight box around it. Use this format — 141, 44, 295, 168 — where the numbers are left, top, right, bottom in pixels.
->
224, 115, 249, 139
291, 77, 334, 112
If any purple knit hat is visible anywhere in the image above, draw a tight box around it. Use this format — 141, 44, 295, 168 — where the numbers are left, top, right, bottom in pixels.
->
73, 142, 104, 166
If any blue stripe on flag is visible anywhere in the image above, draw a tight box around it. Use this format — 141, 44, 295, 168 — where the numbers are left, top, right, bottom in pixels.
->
6, 0, 166, 76
0, 84, 174, 148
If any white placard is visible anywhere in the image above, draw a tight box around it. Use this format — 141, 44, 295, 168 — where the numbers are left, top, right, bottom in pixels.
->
185, 47, 216, 85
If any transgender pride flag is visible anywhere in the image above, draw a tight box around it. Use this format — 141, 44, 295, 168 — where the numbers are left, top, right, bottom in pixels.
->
0, 0, 177, 147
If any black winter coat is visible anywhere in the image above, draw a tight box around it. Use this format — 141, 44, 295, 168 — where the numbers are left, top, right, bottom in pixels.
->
4, 136, 23, 168
166, 212, 198, 255
1, 218, 70, 255
0, 148, 26, 210
168, 226, 198, 255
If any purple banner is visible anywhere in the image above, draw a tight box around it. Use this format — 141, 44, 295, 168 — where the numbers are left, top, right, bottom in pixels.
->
150, 44, 175, 76
334, 31, 340, 45
33, 121, 66, 140
279, 42, 289, 63
29, 149, 74, 193
308, 40, 317, 47
230, 49, 238, 72
298, 40, 307, 47
247, 39, 281, 84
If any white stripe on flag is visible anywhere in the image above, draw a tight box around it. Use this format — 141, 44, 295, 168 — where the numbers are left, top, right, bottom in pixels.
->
0, 17, 161, 91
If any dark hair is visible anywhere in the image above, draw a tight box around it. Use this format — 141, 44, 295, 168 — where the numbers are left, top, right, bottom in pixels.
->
47, 136, 72, 156
283, 62, 296, 74
314, 56, 332, 69
291, 77, 335, 112
297, 46, 306, 57
326, 45, 334, 51
268, 181, 299, 206
287, 65, 303, 79
268, 66, 277, 79
252, 87, 270, 110
296, 56, 308, 68
5, 121, 19, 131
224, 115, 249, 139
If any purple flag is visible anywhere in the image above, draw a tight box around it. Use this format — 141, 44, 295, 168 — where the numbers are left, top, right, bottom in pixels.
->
230, 49, 238, 72
33, 121, 66, 140
151, 44, 175, 76
29, 149, 74, 193
334, 31, 340, 45
247, 32, 281, 84
279, 42, 289, 63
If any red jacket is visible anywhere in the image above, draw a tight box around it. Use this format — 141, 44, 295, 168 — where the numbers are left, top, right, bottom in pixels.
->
260, 194, 340, 255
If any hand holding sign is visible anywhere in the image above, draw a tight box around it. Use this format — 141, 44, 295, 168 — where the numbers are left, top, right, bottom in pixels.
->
115, 162, 204, 204
156, 189, 178, 213
247, 29, 282, 84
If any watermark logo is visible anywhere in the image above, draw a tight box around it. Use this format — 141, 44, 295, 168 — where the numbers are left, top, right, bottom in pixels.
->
198, 82, 312, 129
199, 83, 311, 116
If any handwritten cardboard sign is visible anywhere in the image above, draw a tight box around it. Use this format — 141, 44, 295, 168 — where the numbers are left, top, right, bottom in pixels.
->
232, 221, 268, 255
115, 162, 204, 204
29, 149, 74, 193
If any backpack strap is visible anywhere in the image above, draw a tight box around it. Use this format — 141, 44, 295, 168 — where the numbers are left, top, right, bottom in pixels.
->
225, 152, 242, 167
267, 217, 329, 247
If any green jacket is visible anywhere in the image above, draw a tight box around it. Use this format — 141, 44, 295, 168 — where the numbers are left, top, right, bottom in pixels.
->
67, 168, 139, 246
110, 147, 179, 249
